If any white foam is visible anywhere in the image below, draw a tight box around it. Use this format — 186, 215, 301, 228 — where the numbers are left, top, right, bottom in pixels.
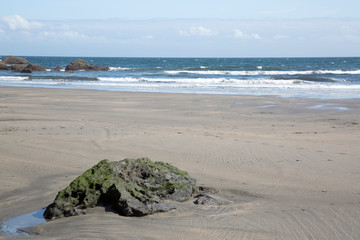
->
108, 67, 132, 71
98, 77, 243, 85
164, 69, 360, 76
0, 76, 29, 80
2, 75, 360, 100
95, 77, 360, 90
97, 77, 136, 82
316, 70, 360, 74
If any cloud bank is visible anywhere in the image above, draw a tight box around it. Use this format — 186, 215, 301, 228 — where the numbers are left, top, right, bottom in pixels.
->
179, 26, 218, 37
1, 14, 42, 30
0, 15, 359, 57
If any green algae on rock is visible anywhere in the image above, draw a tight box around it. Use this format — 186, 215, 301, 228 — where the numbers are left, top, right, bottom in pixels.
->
43, 158, 196, 220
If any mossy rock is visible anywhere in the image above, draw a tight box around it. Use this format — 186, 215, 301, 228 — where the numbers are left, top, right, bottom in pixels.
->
44, 158, 196, 220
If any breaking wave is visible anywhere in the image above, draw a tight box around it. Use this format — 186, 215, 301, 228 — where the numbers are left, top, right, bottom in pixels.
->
0, 76, 29, 80
164, 69, 360, 76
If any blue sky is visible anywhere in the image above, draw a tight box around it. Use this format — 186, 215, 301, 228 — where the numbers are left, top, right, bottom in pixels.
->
0, 0, 359, 57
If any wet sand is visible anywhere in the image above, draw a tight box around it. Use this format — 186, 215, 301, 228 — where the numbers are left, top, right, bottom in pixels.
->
0, 87, 359, 239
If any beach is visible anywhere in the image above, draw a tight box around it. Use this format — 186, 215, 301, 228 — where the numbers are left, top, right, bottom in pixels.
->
0, 86, 360, 239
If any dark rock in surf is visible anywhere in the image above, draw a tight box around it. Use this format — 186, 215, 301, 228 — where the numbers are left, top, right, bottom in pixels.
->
10, 64, 27, 72
20, 67, 32, 73
0, 62, 10, 70
21, 63, 47, 73
2, 56, 29, 65
65, 59, 90, 71
87, 65, 110, 71
65, 59, 109, 71
1, 56, 47, 72
52, 66, 62, 71
43, 158, 196, 220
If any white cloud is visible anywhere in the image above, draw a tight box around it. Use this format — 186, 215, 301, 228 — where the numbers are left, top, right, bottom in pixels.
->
179, 26, 218, 37
40, 30, 90, 40
234, 29, 261, 40
1, 17, 360, 57
1, 14, 43, 30
143, 35, 154, 39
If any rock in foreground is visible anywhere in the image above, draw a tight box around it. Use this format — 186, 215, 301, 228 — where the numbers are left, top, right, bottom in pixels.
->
44, 158, 196, 220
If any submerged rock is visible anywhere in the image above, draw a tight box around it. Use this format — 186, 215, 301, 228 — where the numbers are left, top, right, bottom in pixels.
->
65, 59, 109, 71
44, 158, 196, 220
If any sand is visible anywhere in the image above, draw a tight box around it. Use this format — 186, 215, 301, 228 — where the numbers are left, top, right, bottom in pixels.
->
0, 86, 359, 239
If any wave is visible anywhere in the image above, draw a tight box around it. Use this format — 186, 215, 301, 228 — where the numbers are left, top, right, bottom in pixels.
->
14, 79, 360, 90
281, 76, 344, 83
98, 77, 245, 84
96, 77, 349, 86
36, 76, 98, 81
79, 80, 360, 90
0, 76, 29, 80
108, 67, 133, 71
164, 69, 360, 76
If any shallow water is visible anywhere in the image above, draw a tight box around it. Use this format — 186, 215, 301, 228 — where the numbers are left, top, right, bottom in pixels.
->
307, 104, 349, 111
1, 208, 46, 236
260, 104, 276, 108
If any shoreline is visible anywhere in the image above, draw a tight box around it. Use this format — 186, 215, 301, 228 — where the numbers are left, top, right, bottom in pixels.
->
1, 84, 360, 101
1, 86, 360, 239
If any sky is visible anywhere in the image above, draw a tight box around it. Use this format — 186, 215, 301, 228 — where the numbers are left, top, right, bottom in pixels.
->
0, 0, 359, 57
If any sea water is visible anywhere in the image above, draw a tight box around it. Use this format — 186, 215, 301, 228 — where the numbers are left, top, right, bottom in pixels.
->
1, 208, 46, 236
1, 56, 360, 99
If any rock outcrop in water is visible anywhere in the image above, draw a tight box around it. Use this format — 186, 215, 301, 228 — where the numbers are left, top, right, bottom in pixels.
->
10, 64, 28, 72
0, 56, 110, 72
21, 63, 47, 73
51, 66, 62, 71
65, 59, 109, 71
43, 158, 196, 220
2, 56, 29, 64
0, 62, 10, 70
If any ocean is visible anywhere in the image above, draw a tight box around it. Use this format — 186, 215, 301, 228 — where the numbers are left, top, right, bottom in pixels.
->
1, 56, 360, 99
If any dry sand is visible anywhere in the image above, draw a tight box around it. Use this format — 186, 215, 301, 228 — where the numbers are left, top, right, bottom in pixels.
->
0, 86, 359, 239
